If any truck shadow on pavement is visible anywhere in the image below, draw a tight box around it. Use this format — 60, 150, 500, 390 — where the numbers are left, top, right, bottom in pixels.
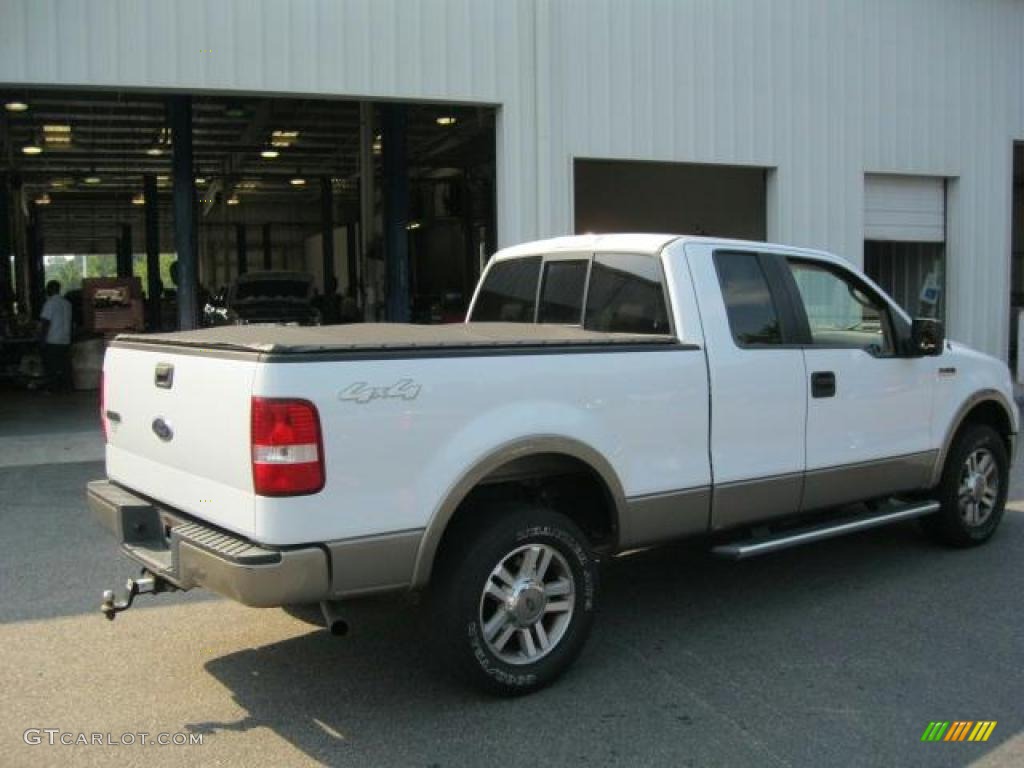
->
190, 513, 1023, 766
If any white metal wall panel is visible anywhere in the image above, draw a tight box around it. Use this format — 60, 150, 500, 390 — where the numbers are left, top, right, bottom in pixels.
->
536, 0, 1024, 358
1, 0, 1023, 357
864, 175, 945, 243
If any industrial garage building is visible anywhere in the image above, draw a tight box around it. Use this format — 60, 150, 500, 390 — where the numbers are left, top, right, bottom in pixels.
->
1, 0, 1023, 363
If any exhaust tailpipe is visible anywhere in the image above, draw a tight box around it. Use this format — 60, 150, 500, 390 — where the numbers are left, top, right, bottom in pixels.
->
319, 600, 349, 637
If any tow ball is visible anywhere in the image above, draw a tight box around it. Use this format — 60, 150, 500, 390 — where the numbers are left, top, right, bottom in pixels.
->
100, 571, 174, 620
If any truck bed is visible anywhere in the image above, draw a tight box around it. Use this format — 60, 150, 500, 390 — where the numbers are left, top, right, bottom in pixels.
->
113, 322, 678, 356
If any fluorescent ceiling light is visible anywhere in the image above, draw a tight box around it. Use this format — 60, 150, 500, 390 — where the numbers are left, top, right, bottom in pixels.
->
146, 147, 163, 156
195, 177, 207, 185
5, 101, 29, 112
132, 194, 145, 206
435, 116, 457, 126
34, 194, 51, 205
43, 124, 72, 144
83, 176, 101, 185
21, 145, 42, 155
227, 196, 240, 206
270, 130, 299, 148
290, 177, 306, 186
260, 149, 279, 159
406, 221, 421, 230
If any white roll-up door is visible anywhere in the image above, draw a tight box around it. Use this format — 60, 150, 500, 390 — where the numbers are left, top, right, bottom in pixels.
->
864, 175, 945, 242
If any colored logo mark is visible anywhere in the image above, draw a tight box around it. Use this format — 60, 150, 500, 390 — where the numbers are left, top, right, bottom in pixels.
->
921, 721, 997, 742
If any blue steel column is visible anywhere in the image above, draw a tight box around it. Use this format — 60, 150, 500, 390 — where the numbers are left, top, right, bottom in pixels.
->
169, 95, 197, 330
27, 215, 44, 314
236, 224, 248, 276
320, 177, 336, 288
0, 174, 12, 315
144, 174, 161, 329
262, 222, 272, 270
116, 224, 133, 277
381, 105, 410, 323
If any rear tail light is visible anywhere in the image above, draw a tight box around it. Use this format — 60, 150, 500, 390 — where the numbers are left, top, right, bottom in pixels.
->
251, 397, 325, 496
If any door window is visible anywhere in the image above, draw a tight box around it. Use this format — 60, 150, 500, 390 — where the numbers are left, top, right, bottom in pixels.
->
714, 252, 784, 346
787, 260, 892, 354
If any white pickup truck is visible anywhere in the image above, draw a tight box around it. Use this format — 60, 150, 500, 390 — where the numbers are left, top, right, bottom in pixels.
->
89, 234, 1017, 694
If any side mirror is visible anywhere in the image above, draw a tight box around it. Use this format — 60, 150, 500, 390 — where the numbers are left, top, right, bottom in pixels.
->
910, 318, 944, 357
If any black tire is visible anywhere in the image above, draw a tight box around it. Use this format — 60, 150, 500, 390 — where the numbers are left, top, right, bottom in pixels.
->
921, 423, 1008, 547
433, 502, 599, 696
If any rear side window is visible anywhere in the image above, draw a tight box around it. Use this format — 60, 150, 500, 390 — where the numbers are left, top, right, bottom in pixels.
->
714, 252, 783, 346
584, 253, 670, 334
471, 257, 541, 322
538, 260, 589, 324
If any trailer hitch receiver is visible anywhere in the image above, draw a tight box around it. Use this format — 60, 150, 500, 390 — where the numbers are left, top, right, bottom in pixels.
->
100, 571, 173, 620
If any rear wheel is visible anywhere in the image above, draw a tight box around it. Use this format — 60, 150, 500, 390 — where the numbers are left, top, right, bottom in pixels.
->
922, 424, 1008, 547
434, 503, 598, 695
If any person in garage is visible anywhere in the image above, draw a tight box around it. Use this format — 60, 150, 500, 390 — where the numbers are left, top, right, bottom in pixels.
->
38, 280, 72, 392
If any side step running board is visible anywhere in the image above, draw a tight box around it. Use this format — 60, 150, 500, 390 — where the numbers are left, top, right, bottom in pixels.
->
711, 501, 940, 560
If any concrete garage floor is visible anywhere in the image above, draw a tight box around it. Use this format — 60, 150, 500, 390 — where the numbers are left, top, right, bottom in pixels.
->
1, 420, 1022, 766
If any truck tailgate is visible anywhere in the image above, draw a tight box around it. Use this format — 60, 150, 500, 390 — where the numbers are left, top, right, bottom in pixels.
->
103, 344, 258, 539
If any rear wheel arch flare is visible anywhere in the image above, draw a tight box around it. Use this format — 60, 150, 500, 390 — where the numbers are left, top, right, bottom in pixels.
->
412, 437, 626, 588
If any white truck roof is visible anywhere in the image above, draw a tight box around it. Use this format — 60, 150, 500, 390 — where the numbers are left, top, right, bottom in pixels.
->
492, 233, 836, 263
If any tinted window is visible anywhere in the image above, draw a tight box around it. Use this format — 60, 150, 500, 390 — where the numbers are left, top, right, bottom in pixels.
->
787, 260, 891, 352
584, 253, 670, 334
714, 252, 783, 346
538, 260, 588, 324
471, 257, 541, 322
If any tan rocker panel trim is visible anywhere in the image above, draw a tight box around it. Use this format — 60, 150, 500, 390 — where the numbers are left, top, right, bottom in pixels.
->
619, 486, 711, 547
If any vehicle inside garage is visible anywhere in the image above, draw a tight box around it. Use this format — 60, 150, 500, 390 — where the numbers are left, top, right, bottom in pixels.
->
0, 89, 496, 388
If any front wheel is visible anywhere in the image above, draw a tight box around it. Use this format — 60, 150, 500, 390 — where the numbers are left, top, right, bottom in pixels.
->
434, 503, 599, 695
922, 424, 1009, 547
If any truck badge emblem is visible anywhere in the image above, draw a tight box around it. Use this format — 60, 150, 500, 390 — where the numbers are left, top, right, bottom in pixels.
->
338, 379, 421, 404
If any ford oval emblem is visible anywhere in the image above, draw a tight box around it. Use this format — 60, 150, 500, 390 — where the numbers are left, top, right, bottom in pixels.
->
151, 417, 173, 442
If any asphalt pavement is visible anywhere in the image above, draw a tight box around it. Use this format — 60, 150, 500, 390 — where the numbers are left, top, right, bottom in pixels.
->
2, 456, 1023, 767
